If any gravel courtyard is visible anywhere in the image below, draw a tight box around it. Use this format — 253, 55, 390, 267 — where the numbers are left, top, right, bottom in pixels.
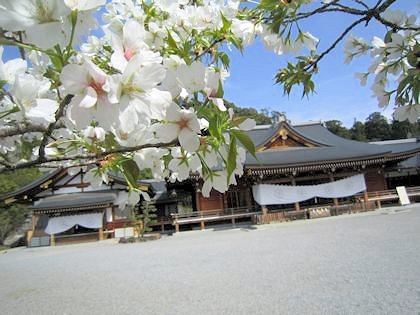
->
1, 205, 420, 315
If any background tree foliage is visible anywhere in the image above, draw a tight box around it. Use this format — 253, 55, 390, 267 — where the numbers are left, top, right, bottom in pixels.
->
0, 168, 41, 245
325, 112, 420, 141
0, 204, 28, 245
0, 168, 42, 195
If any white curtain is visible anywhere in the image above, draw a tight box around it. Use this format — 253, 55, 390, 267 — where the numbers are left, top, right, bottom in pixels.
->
252, 174, 366, 205
45, 212, 103, 235
106, 207, 113, 222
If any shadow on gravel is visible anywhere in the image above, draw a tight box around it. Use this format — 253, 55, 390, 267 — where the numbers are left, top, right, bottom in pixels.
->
211, 224, 257, 232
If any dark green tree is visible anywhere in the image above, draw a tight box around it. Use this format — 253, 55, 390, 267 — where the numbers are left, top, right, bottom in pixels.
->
324, 120, 351, 139
350, 120, 367, 141
0, 168, 42, 194
390, 119, 420, 139
136, 201, 157, 238
0, 204, 28, 244
364, 112, 391, 141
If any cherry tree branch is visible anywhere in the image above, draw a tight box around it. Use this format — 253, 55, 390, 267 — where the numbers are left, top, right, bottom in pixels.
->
37, 94, 73, 161
305, 15, 369, 71
0, 122, 54, 138
0, 140, 180, 172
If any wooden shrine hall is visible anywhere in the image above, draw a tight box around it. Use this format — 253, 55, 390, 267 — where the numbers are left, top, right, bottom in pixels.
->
1, 120, 420, 244
189, 120, 420, 227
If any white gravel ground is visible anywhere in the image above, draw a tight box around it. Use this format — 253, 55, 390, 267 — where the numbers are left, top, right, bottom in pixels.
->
1, 205, 420, 315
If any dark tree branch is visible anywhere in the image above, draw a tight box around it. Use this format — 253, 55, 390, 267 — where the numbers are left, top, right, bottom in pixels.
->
0, 122, 50, 138
0, 140, 180, 172
305, 15, 369, 71
195, 36, 226, 60
37, 94, 73, 161
352, 0, 369, 10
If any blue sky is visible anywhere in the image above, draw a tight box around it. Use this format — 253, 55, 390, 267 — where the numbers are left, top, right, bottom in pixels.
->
224, 1, 418, 126
2, 1, 417, 127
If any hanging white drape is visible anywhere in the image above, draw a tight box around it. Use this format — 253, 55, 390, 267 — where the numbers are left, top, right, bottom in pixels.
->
252, 174, 366, 205
45, 212, 103, 235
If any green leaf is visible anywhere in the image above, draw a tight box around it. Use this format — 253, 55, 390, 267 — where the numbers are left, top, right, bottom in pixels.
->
221, 12, 232, 32
407, 44, 419, 68
230, 116, 248, 127
218, 52, 230, 69
121, 159, 140, 188
216, 79, 224, 98
166, 29, 179, 52
230, 129, 257, 159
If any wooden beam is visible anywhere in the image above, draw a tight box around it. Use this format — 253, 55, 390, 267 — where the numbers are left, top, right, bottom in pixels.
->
329, 173, 339, 207
291, 177, 301, 213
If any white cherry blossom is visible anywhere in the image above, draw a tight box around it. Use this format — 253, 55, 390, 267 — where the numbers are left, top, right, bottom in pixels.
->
155, 103, 201, 152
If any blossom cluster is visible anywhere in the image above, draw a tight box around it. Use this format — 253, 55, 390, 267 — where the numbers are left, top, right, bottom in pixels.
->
0, 0, 267, 198
0, 0, 417, 202
344, 9, 419, 123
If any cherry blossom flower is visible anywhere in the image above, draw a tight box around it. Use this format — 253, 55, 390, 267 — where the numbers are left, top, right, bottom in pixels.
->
134, 148, 168, 179
64, 0, 105, 11
394, 104, 420, 124
177, 61, 206, 93
107, 19, 150, 72
202, 171, 228, 198
0, 47, 26, 85
155, 103, 201, 152
168, 147, 201, 181
83, 126, 106, 142
61, 57, 108, 109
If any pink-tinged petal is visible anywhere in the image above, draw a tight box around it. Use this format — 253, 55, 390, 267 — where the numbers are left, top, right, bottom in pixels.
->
79, 86, 97, 108
144, 89, 172, 120
26, 99, 58, 123
189, 154, 201, 170
177, 164, 190, 181
155, 123, 179, 143
135, 63, 166, 91
66, 96, 95, 128
84, 57, 107, 83
119, 104, 138, 134
201, 178, 212, 198
213, 172, 228, 193
110, 52, 128, 73
211, 98, 226, 111
186, 113, 201, 133
84, 168, 103, 188
165, 102, 182, 121
168, 158, 180, 172
123, 20, 147, 52
25, 22, 66, 49
179, 128, 199, 152
60, 64, 89, 94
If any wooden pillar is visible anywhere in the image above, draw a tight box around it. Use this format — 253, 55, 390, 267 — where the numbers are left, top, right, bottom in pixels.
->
99, 228, 104, 240
291, 177, 301, 212
31, 213, 36, 231
245, 186, 252, 209
195, 189, 202, 212
261, 205, 268, 215
50, 234, 55, 246
363, 191, 369, 210
200, 221, 205, 230
329, 173, 339, 207
175, 222, 179, 233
